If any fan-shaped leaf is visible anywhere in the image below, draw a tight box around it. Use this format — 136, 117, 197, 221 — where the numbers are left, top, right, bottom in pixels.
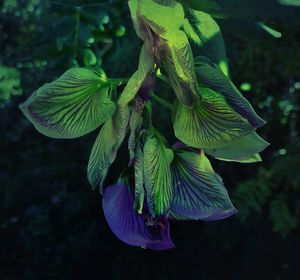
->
20, 68, 115, 139
87, 106, 130, 190
170, 150, 237, 220
173, 86, 254, 149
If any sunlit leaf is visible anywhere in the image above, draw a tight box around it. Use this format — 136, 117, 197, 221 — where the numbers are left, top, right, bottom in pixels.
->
162, 30, 200, 107
144, 134, 174, 216
87, 105, 130, 190
173, 86, 254, 149
195, 56, 266, 128
170, 150, 237, 220
20, 68, 115, 139
183, 9, 229, 76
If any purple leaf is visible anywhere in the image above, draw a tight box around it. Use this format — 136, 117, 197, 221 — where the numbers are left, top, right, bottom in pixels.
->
102, 182, 174, 250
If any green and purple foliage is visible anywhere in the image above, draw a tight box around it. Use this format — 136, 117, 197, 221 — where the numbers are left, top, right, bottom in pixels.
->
19, 0, 300, 250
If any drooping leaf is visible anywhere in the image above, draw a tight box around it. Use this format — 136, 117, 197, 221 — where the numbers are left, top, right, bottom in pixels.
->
118, 43, 154, 106
173, 86, 254, 149
144, 134, 174, 216
102, 181, 174, 250
183, 0, 300, 24
128, 109, 143, 165
20, 68, 115, 139
170, 150, 237, 220
183, 9, 229, 76
162, 30, 200, 107
87, 105, 130, 190
205, 132, 269, 162
195, 56, 266, 128
133, 143, 145, 214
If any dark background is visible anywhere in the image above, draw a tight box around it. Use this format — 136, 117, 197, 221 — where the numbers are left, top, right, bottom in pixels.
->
1, 1, 300, 279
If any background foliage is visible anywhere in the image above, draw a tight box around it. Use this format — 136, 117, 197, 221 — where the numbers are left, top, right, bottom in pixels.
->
0, 0, 300, 279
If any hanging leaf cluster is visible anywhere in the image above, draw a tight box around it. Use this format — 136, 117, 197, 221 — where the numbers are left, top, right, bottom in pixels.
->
19, 0, 300, 250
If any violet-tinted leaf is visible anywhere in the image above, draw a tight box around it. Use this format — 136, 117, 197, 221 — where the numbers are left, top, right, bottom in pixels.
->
102, 182, 174, 250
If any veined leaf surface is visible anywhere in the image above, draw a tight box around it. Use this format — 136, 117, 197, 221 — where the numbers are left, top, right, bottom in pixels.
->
20, 68, 116, 139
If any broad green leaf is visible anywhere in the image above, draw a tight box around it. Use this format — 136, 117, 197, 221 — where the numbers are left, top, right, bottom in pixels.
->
20, 68, 115, 139
195, 56, 266, 128
162, 30, 200, 107
205, 132, 269, 162
144, 134, 174, 216
182, 0, 300, 24
87, 105, 130, 190
170, 150, 237, 220
173, 86, 254, 149
118, 43, 154, 106
134, 143, 145, 214
183, 9, 229, 76
217, 19, 282, 41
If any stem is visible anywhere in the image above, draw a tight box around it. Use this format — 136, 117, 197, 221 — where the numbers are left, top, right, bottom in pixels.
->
150, 92, 174, 110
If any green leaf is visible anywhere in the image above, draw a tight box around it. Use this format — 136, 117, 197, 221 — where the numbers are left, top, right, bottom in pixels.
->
87, 105, 130, 190
135, 0, 185, 39
205, 132, 269, 162
133, 143, 145, 214
195, 56, 266, 128
144, 134, 174, 216
170, 150, 237, 220
173, 86, 254, 149
183, 9, 229, 76
118, 43, 154, 106
162, 30, 200, 107
182, 0, 300, 24
128, 109, 143, 164
20, 68, 115, 139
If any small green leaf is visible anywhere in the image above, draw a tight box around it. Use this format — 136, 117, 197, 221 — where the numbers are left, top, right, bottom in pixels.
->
144, 133, 174, 216
128, 109, 143, 164
173, 86, 254, 149
20, 68, 115, 139
87, 105, 130, 190
118, 43, 154, 106
133, 143, 145, 214
205, 132, 269, 162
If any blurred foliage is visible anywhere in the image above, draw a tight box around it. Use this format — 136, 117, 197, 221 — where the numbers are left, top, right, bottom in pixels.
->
0, 0, 300, 280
